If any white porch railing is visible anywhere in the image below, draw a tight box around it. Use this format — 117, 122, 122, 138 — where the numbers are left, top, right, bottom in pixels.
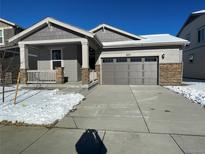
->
89, 70, 97, 82
27, 70, 56, 83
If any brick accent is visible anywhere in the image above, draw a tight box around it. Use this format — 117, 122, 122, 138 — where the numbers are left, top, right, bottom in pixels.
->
95, 65, 100, 81
160, 63, 182, 86
82, 68, 89, 84
55, 67, 64, 84
20, 69, 27, 84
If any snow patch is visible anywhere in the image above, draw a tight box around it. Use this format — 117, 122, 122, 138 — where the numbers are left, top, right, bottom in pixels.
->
165, 81, 205, 107
0, 88, 84, 125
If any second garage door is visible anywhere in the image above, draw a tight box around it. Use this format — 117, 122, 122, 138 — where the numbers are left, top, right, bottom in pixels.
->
102, 57, 158, 85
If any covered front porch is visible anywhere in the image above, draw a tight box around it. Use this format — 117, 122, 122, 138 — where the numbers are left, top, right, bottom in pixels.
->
18, 38, 98, 85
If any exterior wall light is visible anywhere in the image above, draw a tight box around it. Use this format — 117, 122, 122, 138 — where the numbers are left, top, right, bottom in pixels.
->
162, 54, 165, 59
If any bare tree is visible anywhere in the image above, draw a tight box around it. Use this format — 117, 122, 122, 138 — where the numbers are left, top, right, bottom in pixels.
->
0, 48, 19, 102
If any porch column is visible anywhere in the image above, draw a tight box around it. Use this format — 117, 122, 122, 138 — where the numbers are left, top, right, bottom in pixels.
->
81, 41, 90, 84
19, 43, 29, 84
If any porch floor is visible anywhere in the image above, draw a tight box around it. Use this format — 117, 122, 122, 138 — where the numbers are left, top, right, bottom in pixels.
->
21, 80, 98, 90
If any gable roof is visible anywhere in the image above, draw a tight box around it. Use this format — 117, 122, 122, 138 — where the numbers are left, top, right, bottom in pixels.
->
9, 17, 94, 43
177, 10, 205, 36
0, 18, 16, 26
90, 24, 144, 40
102, 34, 189, 48
0, 18, 23, 29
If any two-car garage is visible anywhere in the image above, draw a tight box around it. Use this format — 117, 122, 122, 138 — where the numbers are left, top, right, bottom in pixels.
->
92, 24, 187, 86
101, 56, 159, 85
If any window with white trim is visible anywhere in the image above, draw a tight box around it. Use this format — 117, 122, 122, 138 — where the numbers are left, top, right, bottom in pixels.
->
51, 49, 63, 70
198, 27, 205, 43
0, 29, 4, 44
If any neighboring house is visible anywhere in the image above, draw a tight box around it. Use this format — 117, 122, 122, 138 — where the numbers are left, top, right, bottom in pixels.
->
0, 18, 24, 83
8, 17, 188, 86
177, 10, 205, 79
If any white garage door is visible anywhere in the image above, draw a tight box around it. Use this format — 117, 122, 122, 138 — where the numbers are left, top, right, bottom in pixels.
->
102, 57, 158, 85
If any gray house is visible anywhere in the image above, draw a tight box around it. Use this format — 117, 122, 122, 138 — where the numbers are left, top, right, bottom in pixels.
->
177, 10, 205, 79
0, 18, 23, 83
8, 17, 188, 86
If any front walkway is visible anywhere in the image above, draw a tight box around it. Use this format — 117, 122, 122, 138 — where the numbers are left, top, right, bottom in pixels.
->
1, 85, 205, 154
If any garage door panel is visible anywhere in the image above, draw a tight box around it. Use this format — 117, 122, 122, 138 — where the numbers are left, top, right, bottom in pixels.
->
129, 78, 143, 85
114, 64, 128, 71
129, 64, 143, 71
144, 64, 158, 71
102, 65, 114, 71
115, 78, 129, 85
115, 72, 129, 78
102, 72, 114, 78
144, 72, 157, 78
129, 72, 143, 78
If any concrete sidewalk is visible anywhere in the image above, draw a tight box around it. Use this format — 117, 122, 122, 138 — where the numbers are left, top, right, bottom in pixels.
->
1, 85, 205, 154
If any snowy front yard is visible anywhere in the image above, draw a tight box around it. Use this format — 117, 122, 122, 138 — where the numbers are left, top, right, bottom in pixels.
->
0, 87, 84, 125
165, 80, 205, 106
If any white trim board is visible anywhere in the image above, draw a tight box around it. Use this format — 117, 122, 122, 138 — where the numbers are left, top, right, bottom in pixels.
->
0, 29, 5, 45
0, 18, 15, 26
18, 38, 88, 45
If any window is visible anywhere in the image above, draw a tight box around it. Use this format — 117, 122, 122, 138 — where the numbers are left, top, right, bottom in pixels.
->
130, 57, 142, 62
198, 27, 205, 43
189, 54, 194, 63
145, 57, 157, 62
0, 29, 4, 45
103, 58, 113, 63
116, 57, 127, 62
51, 49, 63, 69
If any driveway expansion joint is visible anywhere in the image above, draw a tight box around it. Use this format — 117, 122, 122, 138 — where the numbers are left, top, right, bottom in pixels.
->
19, 129, 50, 154
71, 116, 78, 128
170, 134, 186, 154
129, 86, 151, 133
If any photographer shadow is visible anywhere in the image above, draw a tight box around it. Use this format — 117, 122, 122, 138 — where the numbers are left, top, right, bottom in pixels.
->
75, 129, 107, 154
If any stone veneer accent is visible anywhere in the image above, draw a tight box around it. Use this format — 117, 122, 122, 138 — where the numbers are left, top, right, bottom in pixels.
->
82, 68, 89, 84
20, 69, 27, 84
56, 67, 64, 84
159, 63, 182, 86
95, 65, 100, 82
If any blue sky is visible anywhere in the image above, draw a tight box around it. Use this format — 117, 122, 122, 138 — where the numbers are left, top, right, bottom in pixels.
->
0, 0, 204, 35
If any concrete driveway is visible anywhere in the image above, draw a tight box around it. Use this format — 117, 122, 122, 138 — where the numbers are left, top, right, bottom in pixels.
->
1, 85, 205, 154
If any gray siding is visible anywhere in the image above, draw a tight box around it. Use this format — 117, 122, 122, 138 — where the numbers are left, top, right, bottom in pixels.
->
0, 21, 15, 46
0, 21, 23, 46
23, 24, 83, 41
34, 44, 82, 82
4, 28, 15, 45
183, 46, 205, 79
94, 28, 137, 42
0, 21, 11, 28
178, 14, 205, 79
